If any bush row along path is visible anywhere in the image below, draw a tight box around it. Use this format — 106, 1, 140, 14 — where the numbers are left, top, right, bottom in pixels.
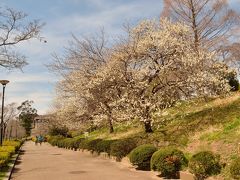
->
11, 141, 158, 180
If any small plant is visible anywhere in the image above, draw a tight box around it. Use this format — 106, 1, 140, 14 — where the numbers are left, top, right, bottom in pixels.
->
151, 147, 188, 179
129, 144, 158, 170
230, 157, 240, 179
110, 138, 137, 161
189, 151, 221, 180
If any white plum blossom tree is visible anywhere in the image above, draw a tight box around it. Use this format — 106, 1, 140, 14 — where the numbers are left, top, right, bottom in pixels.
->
50, 19, 233, 133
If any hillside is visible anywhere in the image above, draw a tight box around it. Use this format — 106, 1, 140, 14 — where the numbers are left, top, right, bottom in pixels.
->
75, 92, 240, 178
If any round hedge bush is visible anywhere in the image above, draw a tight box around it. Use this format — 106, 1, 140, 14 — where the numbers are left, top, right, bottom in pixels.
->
151, 147, 188, 179
129, 144, 158, 170
230, 157, 240, 179
189, 151, 221, 180
110, 138, 137, 161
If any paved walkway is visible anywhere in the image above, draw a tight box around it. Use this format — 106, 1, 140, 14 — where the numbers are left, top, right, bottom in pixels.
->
11, 141, 159, 180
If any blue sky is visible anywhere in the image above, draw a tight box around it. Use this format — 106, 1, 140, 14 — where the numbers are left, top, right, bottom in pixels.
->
0, 0, 164, 114
0, 0, 239, 114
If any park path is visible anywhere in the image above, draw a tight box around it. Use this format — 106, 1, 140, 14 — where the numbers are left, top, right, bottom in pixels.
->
11, 141, 159, 180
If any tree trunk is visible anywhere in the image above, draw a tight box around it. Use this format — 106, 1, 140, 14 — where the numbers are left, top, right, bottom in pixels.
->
3, 124, 7, 140
189, 0, 199, 51
104, 103, 114, 133
107, 114, 114, 133
9, 125, 13, 140
144, 121, 153, 133
143, 106, 153, 133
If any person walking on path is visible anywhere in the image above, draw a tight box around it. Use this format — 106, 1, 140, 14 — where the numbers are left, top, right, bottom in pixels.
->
35, 135, 38, 145
37, 135, 44, 145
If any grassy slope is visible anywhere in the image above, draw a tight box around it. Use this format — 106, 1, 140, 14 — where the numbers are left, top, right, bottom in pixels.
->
74, 92, 240, 178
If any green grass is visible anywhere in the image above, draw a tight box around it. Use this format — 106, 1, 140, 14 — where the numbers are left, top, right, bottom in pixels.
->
79, 94, 240, 148
155, 96, 240, 145
200, 118, 240, 142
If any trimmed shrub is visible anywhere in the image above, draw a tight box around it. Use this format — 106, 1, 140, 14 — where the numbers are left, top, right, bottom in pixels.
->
56, 138, 72, 148
85, 139, 102, 152
79, 139, 91, 150
129, 144, 158, 170
48, 136, 85, 151
48, 136, 64, 146
0, 140, 23, 168
95, 140, 117, 155
230, 157, 240, 179
3, 140, 21, 151
110, 138, 137, 161
151, 147, 188, 179
0, 152, 11, 167
189, 151, 221, 180
0, 146, 15, 155
71, 138, 85, 151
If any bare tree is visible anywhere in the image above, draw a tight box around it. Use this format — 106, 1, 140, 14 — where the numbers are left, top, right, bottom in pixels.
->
49, 30, 107, 77
221, 42, 240, 66
1, 102, 19, 139
49, 31, 119, 132
0, 7, 43, 69
161, 0, 240, 51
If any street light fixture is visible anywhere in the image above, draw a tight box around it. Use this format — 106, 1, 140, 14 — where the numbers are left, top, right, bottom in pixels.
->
0, 80, 9, 146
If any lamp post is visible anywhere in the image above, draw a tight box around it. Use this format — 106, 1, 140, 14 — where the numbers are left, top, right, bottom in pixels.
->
0, 80, 9, 146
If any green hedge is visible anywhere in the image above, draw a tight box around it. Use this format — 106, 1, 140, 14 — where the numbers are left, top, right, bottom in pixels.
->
189, 151, 221, 180
0, 146, 15, 155
71, 138, 85, 151
0, 152, 11, 167
48, 135, 65, 147
129, 144, 158, 170
79, 139, 91, 150
85, 139, 103, 152
151, 147, 188, 179
0, 140, 22, 168
48, 136, 138, 161
3, 140, 21, 151
110, 138, 137, 161
95, 140, 117, 155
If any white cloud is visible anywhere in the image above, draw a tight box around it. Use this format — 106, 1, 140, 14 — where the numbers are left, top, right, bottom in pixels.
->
1, 72, 56, 114
3, 72, 56, 84
48, 0, 163, 36
6, 91, 53, 114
